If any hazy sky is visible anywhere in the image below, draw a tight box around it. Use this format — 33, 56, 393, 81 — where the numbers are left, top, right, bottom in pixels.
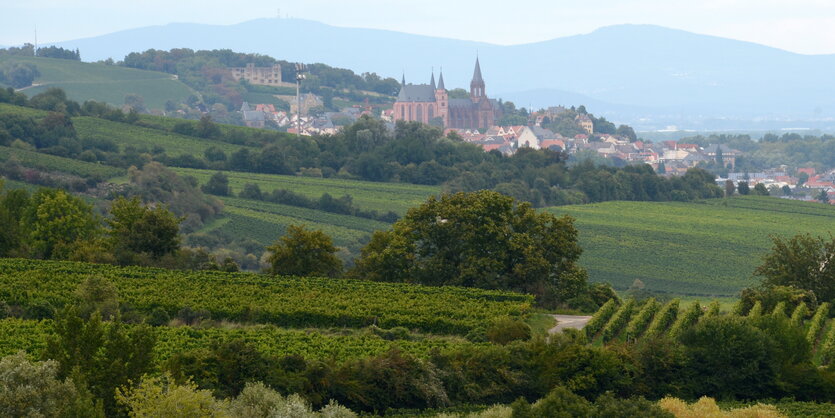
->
5, 0, 835, 55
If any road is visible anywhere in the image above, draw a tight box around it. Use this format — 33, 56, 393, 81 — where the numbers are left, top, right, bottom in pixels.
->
549, 314, 592, 334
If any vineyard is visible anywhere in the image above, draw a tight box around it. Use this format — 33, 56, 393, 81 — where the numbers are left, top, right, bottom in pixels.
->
215, 196, 390, 249
0, 258, 532, 336
549, 196, 835, 297
0, 55, 196, 109
73, 116, 253, 157
0, 144, 125, 178
174, 167, 441, 215
584, 297, 835, 366
0, 318, 481, 364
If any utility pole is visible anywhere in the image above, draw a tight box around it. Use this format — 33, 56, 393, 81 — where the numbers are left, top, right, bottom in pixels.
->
295, 63, 306, 138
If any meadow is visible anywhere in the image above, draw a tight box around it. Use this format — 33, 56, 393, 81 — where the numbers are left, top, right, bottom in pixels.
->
0, 144, 125, 178
548, 196, 835, 297
0, 56, 196, 109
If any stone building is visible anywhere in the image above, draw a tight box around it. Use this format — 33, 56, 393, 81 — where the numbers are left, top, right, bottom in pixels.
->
393, 58, 501, 131
229, 63, 284, 86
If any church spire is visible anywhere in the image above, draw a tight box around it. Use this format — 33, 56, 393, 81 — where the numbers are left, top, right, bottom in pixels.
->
430, 69, 436, 90
401, 72, 406, 86
470, 56, 486, 99
437, 68, 445, 90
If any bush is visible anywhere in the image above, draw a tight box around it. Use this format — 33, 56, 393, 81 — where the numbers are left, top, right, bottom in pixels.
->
24, 299, 55, 320
486, 317, 532, 345
147, 307, 170, 326
790, 302, 809, 327
806, 302, 831, 344
668, 301, 702, 340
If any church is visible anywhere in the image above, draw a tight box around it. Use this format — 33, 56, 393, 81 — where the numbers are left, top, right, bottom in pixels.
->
393, 58, 501, 131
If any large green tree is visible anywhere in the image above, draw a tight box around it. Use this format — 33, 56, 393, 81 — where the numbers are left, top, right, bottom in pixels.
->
26, 189, 100, 259
107, 196, 182, 260
266, 224, 343, 277
754, 234, 835, 303
350, 191, 588, 307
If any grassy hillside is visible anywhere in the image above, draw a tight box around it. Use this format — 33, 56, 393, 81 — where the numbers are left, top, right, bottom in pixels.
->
547, 196, 835, 297
0, 56, 195, 109
174, 167, 441, 215
0, 144, 124, 178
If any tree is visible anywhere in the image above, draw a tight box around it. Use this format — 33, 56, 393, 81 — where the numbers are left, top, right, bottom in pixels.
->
0, 352, 103, 417
44, 306, 156, 415
754, 234, 835, 303
782, 185, 792, 196
196, 114, 221, 138
202, 172, 231, 196
26, 189, 100, 259
116, 374, 228, 418
107, 196, 181, 260
737, 181, 750, 195
349, 191, 588, 307
725, 180, 735, 197
817, 189, 830, 204
266, 224, 343, 277
753, 183, 769, 196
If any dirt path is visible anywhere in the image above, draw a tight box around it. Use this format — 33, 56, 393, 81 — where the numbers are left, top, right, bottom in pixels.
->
549, 314, 592, 334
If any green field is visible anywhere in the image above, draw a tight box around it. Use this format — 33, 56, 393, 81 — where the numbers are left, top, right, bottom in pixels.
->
548, 196, 835, 297
0, 319, 480, 365
173, 167, 441, 215
0, 56, 196, 109
0, 258, 532, 336
212, 196, 390, 248
73, 116, 253, 157
0, 144, 125, 178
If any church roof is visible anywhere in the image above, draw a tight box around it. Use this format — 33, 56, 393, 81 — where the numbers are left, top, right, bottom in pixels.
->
472, 57, 484, 84
397, 84, 437, 102
449, 98, 474, 108
437, 71, 445, 90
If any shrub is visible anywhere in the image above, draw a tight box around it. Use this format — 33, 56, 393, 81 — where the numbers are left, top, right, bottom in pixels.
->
658, 396, 783, 418
704, 301, 721, 318
747, 301, 763, 318
486, 317, 532, 345
771, 301, 787, 318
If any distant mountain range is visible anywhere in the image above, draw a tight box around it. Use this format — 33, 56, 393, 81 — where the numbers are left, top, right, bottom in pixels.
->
42, 18, 835, 131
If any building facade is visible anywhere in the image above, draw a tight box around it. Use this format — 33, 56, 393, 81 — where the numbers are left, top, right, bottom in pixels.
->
393, 58, 500, 131
229, 63, 284, 86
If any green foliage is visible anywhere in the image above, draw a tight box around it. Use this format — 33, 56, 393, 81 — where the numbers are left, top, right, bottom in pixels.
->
739, 285, 817, 319
549, 196, 835, 296
107, 196, 182, 260
705, 301, 721, 318
266, 224, 343, 277
668, 301, 703, 340
44, 306, 156, 415
748, 301, 763, 319
350, 191, 588, 308
585, 299, 618, 337
485, 317, 532, 345
771, 301, 788, 318
74, 276, 120, 320
601, 299, 635, 342
790, 303, 810, 327
646, 299, 680, 337
806, 302, 831, 345
625, 298, 659, 340
0, 351, 103, 417
26, 189, 100, 259
0, 258, 532, 336
755, 234, 835, 303
116, 373, 229, 417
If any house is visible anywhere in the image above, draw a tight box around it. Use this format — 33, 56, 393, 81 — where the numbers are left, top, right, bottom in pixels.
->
228, 63, 288, 86
575, 114, 594, 134
240, 102, 266, 128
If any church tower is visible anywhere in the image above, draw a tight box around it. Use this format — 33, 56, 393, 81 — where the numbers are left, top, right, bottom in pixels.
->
435, 69, 449, 127
470, 57, 486, 102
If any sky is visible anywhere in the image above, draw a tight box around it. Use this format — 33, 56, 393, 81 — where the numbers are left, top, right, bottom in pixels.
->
4, 0, 835, 55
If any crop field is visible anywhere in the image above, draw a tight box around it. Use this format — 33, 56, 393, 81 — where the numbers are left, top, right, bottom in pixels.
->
0, 102, 50, 118
213, 196, 390, 248
173, 167, 441, 215
548, 196, 835, 297
0, 319, 480, 364
0, 144, 125, 178
1, 56, 196, 109
73, 117, 253, 157
584, 298, 835, 366
0, 258, 532, 336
